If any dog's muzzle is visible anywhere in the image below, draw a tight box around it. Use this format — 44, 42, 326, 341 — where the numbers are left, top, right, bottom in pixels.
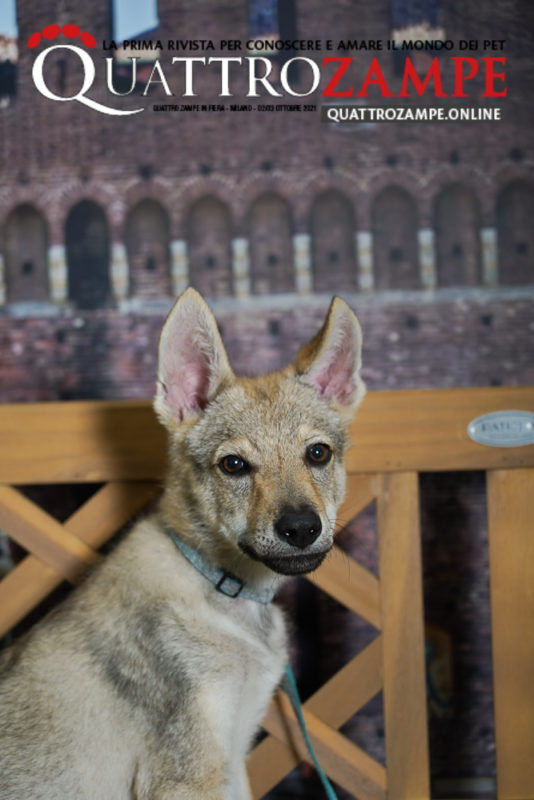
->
239, 505, 330, 576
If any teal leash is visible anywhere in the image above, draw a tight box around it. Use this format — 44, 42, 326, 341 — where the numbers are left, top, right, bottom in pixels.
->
166, 526, 338, 799
282, 664, 339, 800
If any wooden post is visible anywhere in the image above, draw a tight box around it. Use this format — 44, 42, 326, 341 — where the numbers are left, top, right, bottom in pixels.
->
377, 472, 430, 800
487, 468, 534, 800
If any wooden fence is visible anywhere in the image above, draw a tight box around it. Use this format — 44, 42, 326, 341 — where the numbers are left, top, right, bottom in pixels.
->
0, 386, 533, 799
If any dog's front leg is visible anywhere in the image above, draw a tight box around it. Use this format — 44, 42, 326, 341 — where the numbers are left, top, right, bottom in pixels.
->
148, 784, 228, 800
140, 764, 249, 800
228, 765, 253, 800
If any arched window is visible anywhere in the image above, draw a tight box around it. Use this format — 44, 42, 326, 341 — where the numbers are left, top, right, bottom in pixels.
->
434, 184, 481, 286
248, 193, 294, 294
65, 200, 111, 309
311, 190, 357, 293
372, 186, 419, 289
126, 199, 171, 298
4, 204, 49, 302
497, 181, 534, 285
187, 197, 233, 298
249, 0, 279, 39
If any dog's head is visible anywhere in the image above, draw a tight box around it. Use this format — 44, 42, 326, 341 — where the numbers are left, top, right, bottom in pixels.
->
154, 289, 365, 577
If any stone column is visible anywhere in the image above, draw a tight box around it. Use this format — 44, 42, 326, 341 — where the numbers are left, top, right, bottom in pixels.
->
418, 228, 437, 289
356, 231, 373, 291
170, 239, 189, 296
48, 244, 68, 303
293, 233, 312, 294
110, 242, 129, 302
481, 227, 498, 287
232, 237, 250, 299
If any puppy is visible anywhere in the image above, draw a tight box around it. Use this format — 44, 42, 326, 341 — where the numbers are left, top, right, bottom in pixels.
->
0, 289, 365, 800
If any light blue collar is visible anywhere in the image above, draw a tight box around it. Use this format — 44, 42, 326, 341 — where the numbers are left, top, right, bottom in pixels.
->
166, 527, 277, 605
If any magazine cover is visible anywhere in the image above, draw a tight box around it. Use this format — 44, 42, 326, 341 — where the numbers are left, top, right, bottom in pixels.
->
0, 2, 533, 798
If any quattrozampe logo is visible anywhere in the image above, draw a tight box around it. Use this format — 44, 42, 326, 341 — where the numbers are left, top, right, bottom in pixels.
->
28, 25, 508, 117
29, 23, 144, 115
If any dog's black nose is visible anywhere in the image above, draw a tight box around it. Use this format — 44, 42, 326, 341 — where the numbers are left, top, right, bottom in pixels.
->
274, 507, 322, 550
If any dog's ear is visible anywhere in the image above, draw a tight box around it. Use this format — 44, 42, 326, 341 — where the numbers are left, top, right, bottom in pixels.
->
295, 297, 366, 416
154, 288, 234, 425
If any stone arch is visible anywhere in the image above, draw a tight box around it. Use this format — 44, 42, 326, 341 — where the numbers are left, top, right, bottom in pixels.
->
248, 192, 294, 294
3, 204, 49, 302
298, 173, 360, 231
65, 200, 111, 309
186, 196, 233, 298
310, 190, 357, 293
52, 181, 119, 244
425, 166, 491, 224
496, 181, 534, 285
361, 167, 423, 228
434, 184, 482, 287
175, 177, 239, 239
124, 180, 178, 239
372, 186, 419, 289
238, 175, 296, 230
125, 199, 172, 298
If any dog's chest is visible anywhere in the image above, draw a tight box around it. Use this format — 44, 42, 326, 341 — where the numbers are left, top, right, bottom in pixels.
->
195, 598, 287, 754
205, 596, 287, 691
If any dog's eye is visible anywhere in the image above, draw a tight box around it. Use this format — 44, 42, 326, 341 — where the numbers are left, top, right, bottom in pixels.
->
219, 455, 249, 475
306, 443, 332, 466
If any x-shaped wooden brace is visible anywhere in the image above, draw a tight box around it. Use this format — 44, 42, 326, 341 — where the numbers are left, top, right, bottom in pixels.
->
0, 481, 160, 638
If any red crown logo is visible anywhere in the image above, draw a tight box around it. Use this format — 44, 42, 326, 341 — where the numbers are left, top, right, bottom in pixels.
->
27, 24, 96, 50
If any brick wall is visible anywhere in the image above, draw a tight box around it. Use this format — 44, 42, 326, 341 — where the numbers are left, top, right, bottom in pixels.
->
1, 293, 532, 401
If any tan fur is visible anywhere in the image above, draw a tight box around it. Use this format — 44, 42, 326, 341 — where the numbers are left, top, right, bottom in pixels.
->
0, 289, 365, 800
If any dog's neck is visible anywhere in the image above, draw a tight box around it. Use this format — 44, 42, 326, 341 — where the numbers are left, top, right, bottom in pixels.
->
158, 491, 286, 600
164, 525, 278, 604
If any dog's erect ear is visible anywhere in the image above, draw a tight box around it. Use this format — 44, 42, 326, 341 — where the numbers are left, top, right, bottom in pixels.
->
154, 288, 234, 425
295, 297, 366, 415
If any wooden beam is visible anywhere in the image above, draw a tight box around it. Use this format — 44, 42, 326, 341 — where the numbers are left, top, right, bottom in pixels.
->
487, 468, 534, 800
0, 486, 100, 580
347, 386, 534, 473
335, 473, 377, 531
308, 545, 381, 629
0, 387, 532, 483
0, 557, 59, 639
0, 482, 159, 637
248, 738, 298, 800
305, 636, 383, 725
0, 400, 167, 483
377, 472, 430, 800
65, 480, 161, 548
261, 690, 386, 800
